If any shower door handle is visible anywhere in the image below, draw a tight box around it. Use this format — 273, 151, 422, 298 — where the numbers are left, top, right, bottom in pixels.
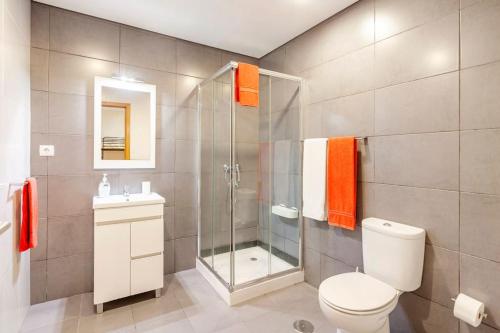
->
223, 164, 231, 184
234, 163, 241, 188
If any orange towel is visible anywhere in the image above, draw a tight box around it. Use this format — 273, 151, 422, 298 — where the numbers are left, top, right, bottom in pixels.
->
235, 63, 259, 107
20, 177, 38, 252
327, 137, 358, 230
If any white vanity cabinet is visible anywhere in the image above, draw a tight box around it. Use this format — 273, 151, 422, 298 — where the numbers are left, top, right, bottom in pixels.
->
93, 193, 165, 313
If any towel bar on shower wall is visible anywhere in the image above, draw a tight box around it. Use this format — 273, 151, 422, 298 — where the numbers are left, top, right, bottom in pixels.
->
300, 137, 367, 142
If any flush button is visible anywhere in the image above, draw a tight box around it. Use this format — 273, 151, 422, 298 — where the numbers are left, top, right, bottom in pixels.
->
383, 222, 392, 227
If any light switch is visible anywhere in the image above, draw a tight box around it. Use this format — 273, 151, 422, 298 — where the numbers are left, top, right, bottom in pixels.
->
39, 145, 55, 157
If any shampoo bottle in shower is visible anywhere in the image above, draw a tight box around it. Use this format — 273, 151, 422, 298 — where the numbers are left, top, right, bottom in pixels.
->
98, 173, 111, 197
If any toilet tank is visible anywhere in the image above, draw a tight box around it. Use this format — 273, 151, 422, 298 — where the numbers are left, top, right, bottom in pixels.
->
362, 218, 425, 292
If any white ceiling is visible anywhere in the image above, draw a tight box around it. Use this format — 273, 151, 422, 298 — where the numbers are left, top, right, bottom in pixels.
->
35, 0, 358, 58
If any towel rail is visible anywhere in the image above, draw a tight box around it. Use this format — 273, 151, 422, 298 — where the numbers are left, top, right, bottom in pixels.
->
0, 181, 26, 198
0, 181, 25, 187
300, 137, 367, 142
0, 181, 25, 236
0, 221, 11, 235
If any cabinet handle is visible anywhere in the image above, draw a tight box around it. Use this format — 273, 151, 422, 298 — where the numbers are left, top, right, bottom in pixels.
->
131, 252, 162, 260
95, 215, 163, 226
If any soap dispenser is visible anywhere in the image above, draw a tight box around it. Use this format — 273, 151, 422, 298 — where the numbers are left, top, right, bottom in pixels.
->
98, 173, 111, 197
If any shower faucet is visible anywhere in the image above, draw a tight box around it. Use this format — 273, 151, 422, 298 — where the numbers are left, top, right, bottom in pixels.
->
223, 163, 241, 188
223, 164, 231, 184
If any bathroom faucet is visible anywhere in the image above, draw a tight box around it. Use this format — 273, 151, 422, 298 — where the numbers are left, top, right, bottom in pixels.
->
123, 185, 130, 199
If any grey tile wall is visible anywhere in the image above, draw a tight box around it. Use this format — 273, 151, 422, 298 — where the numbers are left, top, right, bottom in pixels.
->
260, 0, 500, 331
29, 2, 257, 304
29, 2, 500, 330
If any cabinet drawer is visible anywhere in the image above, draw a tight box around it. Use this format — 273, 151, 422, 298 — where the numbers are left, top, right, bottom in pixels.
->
131, 254, 163, 295
131, 219, 164, 258
95, 204, 163, 224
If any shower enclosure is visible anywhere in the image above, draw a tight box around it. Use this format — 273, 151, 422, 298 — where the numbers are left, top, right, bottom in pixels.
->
196, 62, 304, 304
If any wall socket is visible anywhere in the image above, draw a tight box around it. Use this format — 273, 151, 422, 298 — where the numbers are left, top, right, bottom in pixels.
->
39, 145, 55, 157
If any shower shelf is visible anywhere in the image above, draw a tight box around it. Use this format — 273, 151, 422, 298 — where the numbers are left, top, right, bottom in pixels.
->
272, 205, 299, 219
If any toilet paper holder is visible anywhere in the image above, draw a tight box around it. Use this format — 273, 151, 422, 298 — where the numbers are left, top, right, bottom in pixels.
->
451, 296, 488, 321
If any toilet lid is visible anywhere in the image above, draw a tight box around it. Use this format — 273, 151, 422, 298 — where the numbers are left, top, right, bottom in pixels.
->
319, 272, 397, 313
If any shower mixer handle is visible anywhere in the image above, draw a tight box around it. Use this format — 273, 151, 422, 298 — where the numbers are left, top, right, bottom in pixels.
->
222, 163, 241, 187
223, 164, 231, 183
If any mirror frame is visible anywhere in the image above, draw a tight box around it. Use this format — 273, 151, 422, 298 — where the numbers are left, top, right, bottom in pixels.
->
94, 76, 156, 169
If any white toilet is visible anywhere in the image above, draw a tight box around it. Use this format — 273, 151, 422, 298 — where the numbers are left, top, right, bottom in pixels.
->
318, 217, 425, 333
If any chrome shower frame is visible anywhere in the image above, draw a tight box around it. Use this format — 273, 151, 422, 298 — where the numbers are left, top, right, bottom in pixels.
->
196, 61, 304, 301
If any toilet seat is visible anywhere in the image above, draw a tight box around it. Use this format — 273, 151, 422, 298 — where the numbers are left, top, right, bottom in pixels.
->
319, 272, 398, 315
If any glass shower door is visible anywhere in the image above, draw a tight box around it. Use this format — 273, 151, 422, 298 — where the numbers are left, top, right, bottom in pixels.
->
198, 70, 233, 285
199, 64, 302, 289
232, 73, 302, 286
212, 71, 233, 284
232, 74, 270, 285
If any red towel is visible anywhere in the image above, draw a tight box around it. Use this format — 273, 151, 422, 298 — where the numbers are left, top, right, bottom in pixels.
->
327, 137, 358, 230
235, 63, 259, 107
19, 177, 38, 252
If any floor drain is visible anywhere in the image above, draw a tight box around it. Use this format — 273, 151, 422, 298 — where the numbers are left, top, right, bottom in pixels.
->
249, 257, 258, 261
293, 320, 314, 333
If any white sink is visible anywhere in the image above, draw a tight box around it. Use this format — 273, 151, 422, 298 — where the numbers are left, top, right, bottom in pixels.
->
93, 192, 165, 209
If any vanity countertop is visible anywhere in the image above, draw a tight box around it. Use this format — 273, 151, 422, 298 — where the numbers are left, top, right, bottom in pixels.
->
93, 192, 165, 209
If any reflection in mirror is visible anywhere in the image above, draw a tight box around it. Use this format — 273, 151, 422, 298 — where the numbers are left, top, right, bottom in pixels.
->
94, 77, 156, 169
101, 87, 151, 161
101, 101, 130, 160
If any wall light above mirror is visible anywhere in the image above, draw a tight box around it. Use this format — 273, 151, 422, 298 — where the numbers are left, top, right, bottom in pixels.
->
94, 76, 156, 169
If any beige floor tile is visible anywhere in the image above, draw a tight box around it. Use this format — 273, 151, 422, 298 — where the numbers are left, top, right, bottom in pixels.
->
234, 294, 281, 322
173, 279, 224, 309
183, 302, 241, 333
286, 296, 332, 331
21, 295, 81, 332
78, 306, 135, 333
21, 318, 79, 333
243, 310, 295, 333
21, 270, 333, 333
213, 323, 252, 333
135, 317, 194, 333
131, 292, 184, 325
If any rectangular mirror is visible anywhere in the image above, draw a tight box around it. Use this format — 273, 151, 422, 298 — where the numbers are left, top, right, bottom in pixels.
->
94, 76, 156, 169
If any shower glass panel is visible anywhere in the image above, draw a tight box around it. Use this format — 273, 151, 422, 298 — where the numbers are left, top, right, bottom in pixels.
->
198, 62, 302, 290
232, 75, 270, 284
199, 70, 232, 284
199, 79, 214, 267
212, 71, 233, 282
267, 77, 301, 275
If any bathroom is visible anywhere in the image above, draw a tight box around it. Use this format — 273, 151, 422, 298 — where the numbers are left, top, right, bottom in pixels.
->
0, 0, 499, 332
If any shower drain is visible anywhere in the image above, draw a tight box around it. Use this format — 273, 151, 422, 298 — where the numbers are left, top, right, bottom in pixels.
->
293, 320, 314, 333
249, 257, 258, 261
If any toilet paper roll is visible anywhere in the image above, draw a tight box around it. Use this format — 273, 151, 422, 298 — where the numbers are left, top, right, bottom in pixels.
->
453, 293, 485, 327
